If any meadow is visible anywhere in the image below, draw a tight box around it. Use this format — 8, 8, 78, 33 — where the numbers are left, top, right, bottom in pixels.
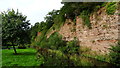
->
2, 48, 114, 66
2, 48, 41, 66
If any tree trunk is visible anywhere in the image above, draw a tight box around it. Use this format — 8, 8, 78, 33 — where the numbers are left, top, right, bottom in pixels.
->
12, 43, 17, 54
7, 45, 9, 49
13, 46, 17, 54
7, 45, 10, 50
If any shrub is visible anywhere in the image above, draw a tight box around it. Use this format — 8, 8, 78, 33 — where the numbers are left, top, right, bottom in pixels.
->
39, 37, 48, 48
63, 38, 80, 55
35, 32, 81, 66
33, 29, 48, 48
106, 2, 117, 15
54, 14, 65, 24
80, 10, 91, 29
47, 32, 66, 50
73, 18, 76, 25
53, 14, 65, 30
37, 49, 75, 66
35, 35, 48, 48
70, 54, 81, 66
109, 42, 120, 66
79, 46, 91, 54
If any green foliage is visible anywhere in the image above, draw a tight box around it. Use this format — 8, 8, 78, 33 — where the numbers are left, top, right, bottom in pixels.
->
37, 48, 94, 66
70, 55, 81, 66
34, 32, 66, 50
63, 39, 79, 55
109, 42, 120, 66
31, 3, 108, 37
60, 2, 105, 28
34, 31, 48, 48
30, 10, 60, 42
94, 5, 101, 11
2, 9, 30, 53
30, 21, 50, 42
82, 53, 110, 64
101, 2, 108, 7
47, 32, 65, 50
0, 15, 1, 47
73, 18, 76, 25
93, 2, 107, 12
53, 13, 65, 30
35, 32, 80, 54
54, 13, 65, 23
80, 10, 91, 28
37, 48, 111, 66
106, 2, 117, 15
79, 46, 91, 54
35, 32, 81, 66
60, 3, 76, 20
38, 50, 75, 66
30, 22, 41, 41
79, 46, 111, 63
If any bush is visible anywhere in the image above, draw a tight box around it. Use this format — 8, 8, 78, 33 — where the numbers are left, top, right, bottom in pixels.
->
109, 42, 120, 66
37, 49, 75, 66
79, 10, 91, 29
73, 18, 76, 25
79, 46, 91, 54
34, 32, 66, 50
70, 54, 81, 66
33, 29, 48, 48
53, 15, 65, 30
62, 38, 80, 55
106, 2, 117, 15
47, 32, 66, 50
35, 32, 81, 66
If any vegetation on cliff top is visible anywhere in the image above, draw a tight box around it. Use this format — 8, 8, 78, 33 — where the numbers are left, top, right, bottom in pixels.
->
31, 2, 117, 40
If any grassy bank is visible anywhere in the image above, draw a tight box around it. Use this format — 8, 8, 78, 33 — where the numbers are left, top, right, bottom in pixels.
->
2, 48, 41, 66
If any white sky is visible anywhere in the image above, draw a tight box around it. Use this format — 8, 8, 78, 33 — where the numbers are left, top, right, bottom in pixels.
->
0, 0, 63, 25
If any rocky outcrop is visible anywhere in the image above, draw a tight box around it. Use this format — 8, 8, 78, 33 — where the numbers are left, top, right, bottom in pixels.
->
59, 19, 76, 41
58, 7, 119, 54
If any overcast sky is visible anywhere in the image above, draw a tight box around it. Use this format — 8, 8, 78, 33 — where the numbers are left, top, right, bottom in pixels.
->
0, 0, 63, 25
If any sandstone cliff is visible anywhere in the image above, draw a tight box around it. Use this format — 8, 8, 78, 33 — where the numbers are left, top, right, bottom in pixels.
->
47, 7, 119, 54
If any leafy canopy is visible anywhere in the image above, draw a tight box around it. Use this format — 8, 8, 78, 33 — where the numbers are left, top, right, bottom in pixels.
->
2, 9, 30, 46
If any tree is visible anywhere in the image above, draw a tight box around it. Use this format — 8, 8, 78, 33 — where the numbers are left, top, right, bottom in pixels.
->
30, 10, 60, 41
2, 9, 30, 54
30, 22, 41, 41
44, 10, 59, 29
0, 15, 2, 47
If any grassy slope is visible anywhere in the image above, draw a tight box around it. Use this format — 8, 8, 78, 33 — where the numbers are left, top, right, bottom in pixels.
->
2, 48, 41, 66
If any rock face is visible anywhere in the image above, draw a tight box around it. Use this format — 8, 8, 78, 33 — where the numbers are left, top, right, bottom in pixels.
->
59, 19, 76, 41
58, 7, 119, 54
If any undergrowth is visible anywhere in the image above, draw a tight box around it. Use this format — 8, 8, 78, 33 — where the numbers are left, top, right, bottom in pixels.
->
79, 10, 91, 29
109, 41, 120, 66
106, 2, 117, 15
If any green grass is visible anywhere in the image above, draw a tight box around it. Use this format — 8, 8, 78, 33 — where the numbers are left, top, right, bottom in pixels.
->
2, 48, 41, 66
2, 47, 113, 66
